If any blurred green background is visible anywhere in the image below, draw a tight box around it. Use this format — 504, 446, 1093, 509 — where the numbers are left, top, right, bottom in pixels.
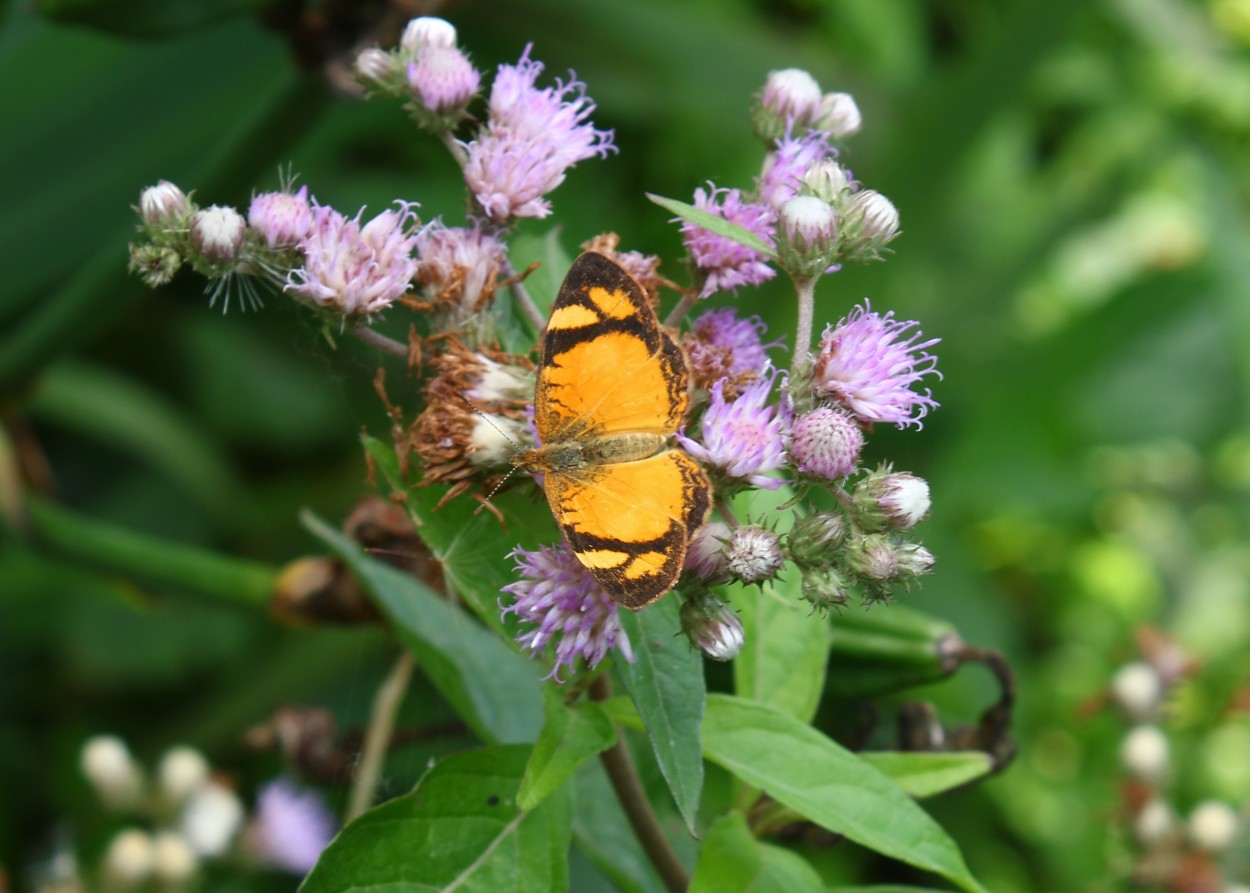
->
4, 0, 1250, 890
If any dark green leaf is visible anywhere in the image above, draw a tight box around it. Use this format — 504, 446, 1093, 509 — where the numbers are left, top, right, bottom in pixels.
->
302, 511, 544, 744
34, 0, 267, 38
519, 686, 617, 810
689, 812, 825, 893
614, 596, 705, 835
860, 752, 993, 799
647, 193, 778, 259
571, 760, 668, 893
702, 695, 986, 893
302, 745, 571, 893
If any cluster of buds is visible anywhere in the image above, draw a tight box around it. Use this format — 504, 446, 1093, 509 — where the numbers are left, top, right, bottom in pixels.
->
128, 179, 422, 323
680, 67, 900, 301
68, 735, 336, 891
1108, 636, 1249, 890
356, 17, 481, 131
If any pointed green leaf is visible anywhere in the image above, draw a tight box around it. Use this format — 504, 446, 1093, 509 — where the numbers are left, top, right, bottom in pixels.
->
689, 812, 825, 893
302, 745, 571, 893
614, 596, 705, 835
519, 687, 617, 810
647, 193, 778, 259
702, 695, 987, 893
302, 510, 543, 744
860, 752, 993, 799
733, 577, 832, 722
830, 887, 958, 893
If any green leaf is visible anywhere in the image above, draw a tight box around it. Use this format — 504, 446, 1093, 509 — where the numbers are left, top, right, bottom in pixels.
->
362, 434, 553, 639
860, 752, 993, 799
702, 695, 987, 893
34, 0, 267, 37
830, 888, 958, 893
302, 745, 571, 893
689, 812, 825, 893
647, 193, 778, 259
519, 687, 617, 810
302, 510, 544, 744
614, 596, 705, 835
734, 577, 832, 722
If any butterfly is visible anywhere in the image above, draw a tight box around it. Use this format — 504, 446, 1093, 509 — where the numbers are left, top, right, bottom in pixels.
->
516, 251, 712, 610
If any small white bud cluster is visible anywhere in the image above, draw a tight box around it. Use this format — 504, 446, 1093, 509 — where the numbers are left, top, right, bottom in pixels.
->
752, 69, 863, 143
355, 16, 481, 129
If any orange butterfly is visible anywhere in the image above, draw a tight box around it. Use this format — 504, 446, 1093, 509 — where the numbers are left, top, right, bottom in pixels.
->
516, 252, 712, 609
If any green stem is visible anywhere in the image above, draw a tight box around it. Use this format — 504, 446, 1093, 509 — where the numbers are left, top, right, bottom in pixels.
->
346, 650, 415, 821
21, 494, 277, 608
351, 325, 409, 358
792, 274, 817, 375
502, 259, 548, 334
590, 675, 689, 893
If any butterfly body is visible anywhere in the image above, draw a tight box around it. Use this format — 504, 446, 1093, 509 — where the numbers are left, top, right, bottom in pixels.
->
520, 252, 712, 610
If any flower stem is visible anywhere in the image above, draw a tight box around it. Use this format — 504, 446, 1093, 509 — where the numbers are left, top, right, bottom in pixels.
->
346, 649, 415, 821
350, 325, 409, 359
662, 290, 698, 330
590, 675, 689, 893
502, 259, 549, 334
439, 130, 470, 168
792, 274, 817, 375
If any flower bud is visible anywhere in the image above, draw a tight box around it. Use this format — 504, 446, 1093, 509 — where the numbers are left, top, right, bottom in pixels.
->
157, 746, 209, 807
789, 407, 863, 480
852, 467, 931, 531
680, 593, 745, 661
845, 533, 898, 582
102, 829, 154, 888
800, 159, 853, 204
249, 186, 313, 248
800, 565, 853, 611
1189, 800, 1240, 852
685, 521, 732, 582
776, 195, 839, 278
893, 542, 936, 577
179, 780, 245, 857
150, 831, 199, 885
1120, 724, 1169, 782
786, 511, 848, 568
401, 16, 458, 52
355, 47, 397, 88
407, 47, 481, 117
139, 180, 190, 227
725, 525, 785, 584
128, 242, 182, 288
753, 68, 823, 141
843, 189, 901, 257
815, 91, 862, 139
190, 205, 246, 265
1111, 661, 1162, 721
81, 735, 145, 811
1133, 798, 1174, 846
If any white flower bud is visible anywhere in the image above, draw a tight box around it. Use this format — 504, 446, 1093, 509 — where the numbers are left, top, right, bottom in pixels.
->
150, 832, 199, 884
685, 521, 732, 582
777, 195, 839, 278
800, 159, 852, 203
1133, 798, 1173, 845
157, 746, 209, 806
725, 525, 785, 584
102, 829, 154, 888
1120, 724, 1169, 782
1111, 662, 1162, 721
401, 16, 457, 52
139, 180, 190, 227
80, 735, 144, 811
190, 206, 246, 265
1189, 800, 1240, 852
760, 69, 823, 124
355, 47, 396, 86
817, 91, 862, 138
847, 189, 901, 243
179, 780, 245, 857
680, 594, 745, 661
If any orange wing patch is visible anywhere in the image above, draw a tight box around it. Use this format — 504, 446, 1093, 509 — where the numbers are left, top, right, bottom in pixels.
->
517, 251, 712, 610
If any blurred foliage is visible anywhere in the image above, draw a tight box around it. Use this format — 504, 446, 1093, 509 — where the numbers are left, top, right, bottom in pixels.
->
3, 0, 1250, 890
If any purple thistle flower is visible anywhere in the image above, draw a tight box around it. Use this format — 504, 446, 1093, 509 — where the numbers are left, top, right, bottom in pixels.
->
463, 46, 616, 222
681, 185, 776, 298
756, 128, 835, 210
245, 779, 336, 875
789, 406, 863, 480
285, 201, 420, 318
501, 544, 632, 680
814, 300, 940, 429
691, 307, 779, 376
678, 364, 790, 489
248, 185, 314, 248
406, 47, 481, 114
